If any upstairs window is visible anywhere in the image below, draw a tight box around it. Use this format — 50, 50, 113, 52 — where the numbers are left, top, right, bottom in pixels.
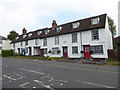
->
55, 36, 59, 45
56, 26, 62, 32
72, 22, 80, 28
91, 29, 99, 40
35, 39, 39, 45
45, 30, 50, 35
23, 35, 27, 38
91, 17, 100, 25
28, 33, 32, 37
38, 31, 42, 35
0, 40, 2, 44
21, 42, 22, 47
43, 38, 47, 46
25, 41, 28, 46
16, 37, 19, 40
72, 33, 77, 43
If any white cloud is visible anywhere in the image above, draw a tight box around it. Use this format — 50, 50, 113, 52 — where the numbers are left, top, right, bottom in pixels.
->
0, 0, 119, 37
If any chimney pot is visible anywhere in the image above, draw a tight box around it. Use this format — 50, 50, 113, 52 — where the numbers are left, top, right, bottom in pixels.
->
52, 20, 57, 29
22, 28, 27, 35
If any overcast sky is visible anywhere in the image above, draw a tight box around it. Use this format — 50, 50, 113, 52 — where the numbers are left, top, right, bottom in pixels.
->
0, 0, 119, 37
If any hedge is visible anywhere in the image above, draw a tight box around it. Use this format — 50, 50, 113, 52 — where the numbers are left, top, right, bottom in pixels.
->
1, 50, 14, 57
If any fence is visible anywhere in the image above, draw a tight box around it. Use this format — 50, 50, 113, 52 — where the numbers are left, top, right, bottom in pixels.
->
108, 49, 120, 60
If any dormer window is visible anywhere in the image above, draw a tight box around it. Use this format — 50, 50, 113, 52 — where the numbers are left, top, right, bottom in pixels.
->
91, 17, 100, 25
28, 33, 32, 37
56, 26, 62, 32
72, 22, 80, 28
23, 35, 27, 38
38, 31, 42, 35
45, 30, 50, 35
16, 37, 19, 40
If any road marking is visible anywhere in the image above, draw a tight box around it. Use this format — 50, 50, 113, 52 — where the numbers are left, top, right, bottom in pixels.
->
19, 82, 30, 87
77, 80, 116, 88
19, 68, 45, 75
3, 75, 16, 81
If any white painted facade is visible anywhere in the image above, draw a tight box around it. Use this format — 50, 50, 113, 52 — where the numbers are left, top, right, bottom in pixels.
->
118, 1, 120, 36
11, 14, 113, 59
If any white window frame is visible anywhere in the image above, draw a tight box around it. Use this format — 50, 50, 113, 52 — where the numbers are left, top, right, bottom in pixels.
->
72, 46, 78, 54
91, 17, 100, 25
52, 47, 59, 54
35, 39, 39, 45
56, 26, 62, 32
43, 38, 47, 46
72, 33, 77, 43
38, 31, 42, 35
55, 36, 59, 45
91, 29, 99, 40
90, 45, 103, 54
72, 22, 80, 28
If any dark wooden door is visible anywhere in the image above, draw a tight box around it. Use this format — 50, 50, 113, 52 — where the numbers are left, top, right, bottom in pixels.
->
63, 47, 68, 58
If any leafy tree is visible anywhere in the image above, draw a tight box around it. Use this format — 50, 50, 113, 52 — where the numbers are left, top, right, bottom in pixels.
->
108, 16, 116, 38
7, 30, 19, 41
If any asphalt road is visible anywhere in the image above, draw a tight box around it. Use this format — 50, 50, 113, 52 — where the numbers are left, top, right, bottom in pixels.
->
2, 57, 119, 89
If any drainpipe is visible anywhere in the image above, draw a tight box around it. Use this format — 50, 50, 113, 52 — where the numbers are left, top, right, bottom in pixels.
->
80, 31, 83, 58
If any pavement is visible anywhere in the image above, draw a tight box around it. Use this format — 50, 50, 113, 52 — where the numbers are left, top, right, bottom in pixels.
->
2, 57, 119, 89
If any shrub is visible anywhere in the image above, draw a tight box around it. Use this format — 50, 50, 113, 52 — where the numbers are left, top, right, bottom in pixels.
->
2, 50, 14, 57
57, 50, 61, 54
47, 57, 53, 60
48, 50, 52, 53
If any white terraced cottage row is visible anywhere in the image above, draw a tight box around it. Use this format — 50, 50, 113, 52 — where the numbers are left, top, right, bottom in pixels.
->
11, 14, 113, 59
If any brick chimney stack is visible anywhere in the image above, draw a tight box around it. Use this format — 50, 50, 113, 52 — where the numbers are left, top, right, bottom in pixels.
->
22, 28, 27, 35
52, 20, 57, 29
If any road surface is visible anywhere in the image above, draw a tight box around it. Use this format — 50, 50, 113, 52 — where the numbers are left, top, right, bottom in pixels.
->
2, 57, 119, 89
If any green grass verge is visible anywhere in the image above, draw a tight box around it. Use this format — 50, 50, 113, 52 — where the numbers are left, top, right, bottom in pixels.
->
106, 58, 120, 66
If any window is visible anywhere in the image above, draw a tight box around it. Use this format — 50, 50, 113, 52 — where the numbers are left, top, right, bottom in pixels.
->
38, 31, 42, 35
52, 47, 59, 54
35, 39, 39, 45
23, 35, 27, 38
16, 37, 19, 40
44, 48, 47, 54
72, 46, 78, 54
21, 42, 22, 47
0, 47, 1, 50
13, 43, 15, 48
25, 41, 28, 46
72, 22, 80, 28
45, 30, 50, 35
55, 36, 59, 45
91, 17, 100, 25
56, 26, 62, 32
91, 29, 99, 40
28, 33, 32, 37
90, 45, 103, 54
43, 38, 47, 46
72, 33, 77, 43
0, 40, 2, 44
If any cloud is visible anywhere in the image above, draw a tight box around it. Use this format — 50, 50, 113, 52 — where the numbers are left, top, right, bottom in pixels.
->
0, 0, 119, 37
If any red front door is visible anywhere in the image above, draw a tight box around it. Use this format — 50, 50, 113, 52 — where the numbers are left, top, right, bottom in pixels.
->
41, 49, 44, 56
84, 45, 90, 58
63, 47, 68, 58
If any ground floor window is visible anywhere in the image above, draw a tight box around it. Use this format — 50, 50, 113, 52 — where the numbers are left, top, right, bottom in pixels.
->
72, 46, 78, 54
52, 47, 59, 54
44, 48, 47, 54
90, 45, 103, 54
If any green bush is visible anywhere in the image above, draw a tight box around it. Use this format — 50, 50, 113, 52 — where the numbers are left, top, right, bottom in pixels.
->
2, 50, 14, 57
